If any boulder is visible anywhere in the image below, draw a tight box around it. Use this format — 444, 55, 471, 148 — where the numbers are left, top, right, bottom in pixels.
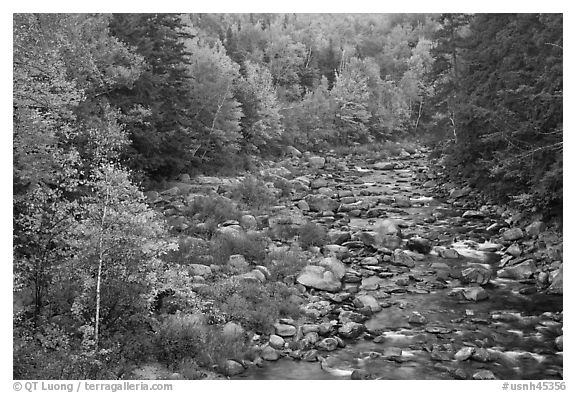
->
462, 287, 489, 302
304, 194, 340, 213
309, 156, 326, 169
375, 219, 402, 236
462, 210, 485, 219
327, 230, 352, 245
547, 265, 563, 295
274, 323, 297, 337
286, 146, 302, 157
497, 259, 537, 280
338, 322, 365, 339
360, 256, 379, 266
310, 178, 328, 189
224, 360, 245, 376
228, 254, 250, 272
525, 221, 546, 237
269, 334, 285, 350
189, 264, 212, 277
392, 250, 416, 268
261, 345, 280, 361
473, 370, 496, 380
296, 265, 342, 292
373, 161, 396, 170
319, 257, 346, 280
354, 295, 381, 312
505, 244, 522, 257
406, 237, 432, 254
316, 338, 339, 351
555, 335, 563, 351
503, 228, 524, 241
454, 347, 475, 361
240, 215, 258, 230
461, 265, 492, 285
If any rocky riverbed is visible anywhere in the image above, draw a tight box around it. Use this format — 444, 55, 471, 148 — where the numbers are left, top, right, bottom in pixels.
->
142, 146, 563, 380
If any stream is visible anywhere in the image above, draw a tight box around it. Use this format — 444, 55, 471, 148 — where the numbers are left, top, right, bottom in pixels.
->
235, 149, 563, 380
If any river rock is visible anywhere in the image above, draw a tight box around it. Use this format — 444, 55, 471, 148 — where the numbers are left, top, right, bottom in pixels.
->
406, 237, 432, 254
297, 200, 310, 211
526, 221, 546, 237
303, 332, 320, 346
223, 322, 244, 339
461, 265, 492, 285
240, 214, 258, 230
269, 334, 285, 350
503, 227, 524, 241
473, 370, 496, 380
309, 156, 326, 169
375, 219, 402, 236
227, 254, 250, 272
471, 348, 491, 362
327, 230, 352, 245
224, 359, 245, 376
555, 335, 563, 351
339, 310, 367, 324
338, 322, 365, 339
497, 259, 537, 280
354, 295, 382, 312
302, 349, 319, 362
373, 161, 396, 170
261, 345, 280, 361
462, 210, 485, 219
437, 247, 460, 259
305, 194, 340, 213
360, 256, 379, 265
189, 264, 212, 277
547, 265, 563, 295
360, 275, 384, 290
296, 265, 342, 292
392, 250, 416, 268
505, 243, 522, 257
319, 257, 346, 280
454, 347, 475, 361
274, 323, 297, 337
462, 287, 489, 302
317, 338, 339, 351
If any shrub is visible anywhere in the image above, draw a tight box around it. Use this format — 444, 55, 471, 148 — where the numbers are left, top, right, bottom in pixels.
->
272, 177, 293, 198
298, 222, 328, 249
210, 231, 267, 266
184, 196, 242, 236
231, 175, 276, 210
265, 249, 309, 282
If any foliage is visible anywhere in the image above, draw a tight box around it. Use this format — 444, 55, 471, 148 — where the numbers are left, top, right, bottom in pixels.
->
210, 231, 268, 266
298, 222, 328, 249
231, 175, 277, 210
265, 249, 309, 282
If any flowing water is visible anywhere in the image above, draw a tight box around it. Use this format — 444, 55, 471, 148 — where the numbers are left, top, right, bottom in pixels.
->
236, 152, 563, 380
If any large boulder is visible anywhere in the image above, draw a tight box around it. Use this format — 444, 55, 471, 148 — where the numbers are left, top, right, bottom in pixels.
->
224, 360, 245, 376
503, 228, 524, 241
461, 265, 492, 285
296, 265, 342, 292
547, 265, 563, 295
497, 259, 537, 280
274, 323, 297, 337
223, 322, 245, 340
304, 194, 340, 213
227, 254, 250, 272
319, 257, 346, 280
525, 221, 546, 237
189, 264, 212, 277
391, 250, 416, 268
309, 156, 326, 169
338, 322, 366, 339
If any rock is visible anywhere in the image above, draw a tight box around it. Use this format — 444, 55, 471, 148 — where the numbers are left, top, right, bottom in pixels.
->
296, 265, 342, 292
360, 256, 379, 266
227, 254, 250, 272
461, 265, 492, 285
437, 247, 460, 259
274, 323, 297, 337
239, 215, 257, 230
189, 264, 212, 277
224, 360, 245, 376
406, 237, 432, 254
317, 338, 339, 351
503, 228, 524, 241
497, 259, 537, 280
373, 161, 396, 170
268, 334, 285, 350
408, 311, 427, 324
394, 196, 412, 208
144, 190, 160, 202
547, 265, 563, 295
319, 257, 346, 280
261, 345, 280, 361
382, 347, 403, 359
310, 178, 328, 189
360, 275, 384, 290
354, 295, 382, 312
223, 322, 245, 339
338, 322, 365, 339
286, 146, 302, 157
309, 156, 326, 169
471, 348, 492, 362
303, 332, 320, 346
462, 287, 489, 302
304, 194, 340, 213
525, 221, 546, 237
302, 349, 319, 362
339, 310, 367, 324
296, 200, 310, 211
505, 243, 522, 257
450, 188, 470, 199
375, 219, 402, 236
179, 173, 191, 182
454, 347, 475, 361
462, 210, 485, 219
555, 335, 563, 351
392, 250, 415, 268
327, 230, 352, 245
473, 370, 496, 380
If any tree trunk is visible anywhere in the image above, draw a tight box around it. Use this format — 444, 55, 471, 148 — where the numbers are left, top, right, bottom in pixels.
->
94, 173, 110, 351
414, 99, 424, 132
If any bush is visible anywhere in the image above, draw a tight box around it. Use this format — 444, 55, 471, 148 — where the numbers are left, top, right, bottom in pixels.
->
183, 196, 242, 237
231, 175, 276, 210
210, 231, 267, 266
201, 279, 301, 333
272, 176, 294, 198
298, 222, 328, 249
265, 249, 308, 282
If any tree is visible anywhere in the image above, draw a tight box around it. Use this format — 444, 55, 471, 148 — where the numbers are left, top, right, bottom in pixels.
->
108, 13, 195, 178
185, 37, 243, 163
331, 57, 372, 144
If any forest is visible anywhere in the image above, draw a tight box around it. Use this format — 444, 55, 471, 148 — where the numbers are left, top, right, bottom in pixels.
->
13, 13, 562, 380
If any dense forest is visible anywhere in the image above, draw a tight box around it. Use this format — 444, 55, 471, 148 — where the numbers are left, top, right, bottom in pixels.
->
14, 13, 562, 380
